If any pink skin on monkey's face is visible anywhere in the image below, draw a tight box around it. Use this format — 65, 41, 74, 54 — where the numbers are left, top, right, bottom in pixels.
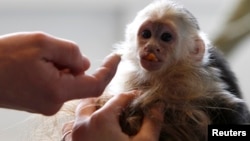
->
137, 21, 176, 71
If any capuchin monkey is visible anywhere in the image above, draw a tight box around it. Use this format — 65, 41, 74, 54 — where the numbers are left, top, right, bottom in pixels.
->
98, 0, 250, 141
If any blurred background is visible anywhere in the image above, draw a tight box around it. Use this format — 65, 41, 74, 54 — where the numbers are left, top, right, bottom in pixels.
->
0, 0, 249, 140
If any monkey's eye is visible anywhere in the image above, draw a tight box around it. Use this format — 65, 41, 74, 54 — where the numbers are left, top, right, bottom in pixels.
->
161, 32, 172, 42
141, 30, 151, 39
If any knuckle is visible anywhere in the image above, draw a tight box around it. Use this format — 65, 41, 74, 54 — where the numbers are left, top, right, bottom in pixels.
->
115, 93, 128, 101
90, 112, 109, 127
65, 41, 80, 57
29, 32, 49, 43
90, 112, 102, 124
68, 41, 79, 51
116, 91, 136, 99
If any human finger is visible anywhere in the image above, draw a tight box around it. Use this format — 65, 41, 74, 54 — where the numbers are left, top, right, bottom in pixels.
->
90, 53, 121, 92
58, 53, 121, 101
75, 98, 97, 119
135, 104, 164, 140
96, 90, 139, 117
68, 99, 97, 141
31, 32, 90, 74
61, 121, 74, 141
62, 120, 74, 134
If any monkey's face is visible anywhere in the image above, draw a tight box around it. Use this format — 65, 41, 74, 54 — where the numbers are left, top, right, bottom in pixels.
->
137, 20, 176, 71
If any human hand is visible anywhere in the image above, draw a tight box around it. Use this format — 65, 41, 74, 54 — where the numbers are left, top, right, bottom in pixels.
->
0, 32, 120, 115
62, 91, 163, 141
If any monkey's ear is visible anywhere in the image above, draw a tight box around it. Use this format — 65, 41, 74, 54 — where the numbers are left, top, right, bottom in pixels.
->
190, 39, 205, 63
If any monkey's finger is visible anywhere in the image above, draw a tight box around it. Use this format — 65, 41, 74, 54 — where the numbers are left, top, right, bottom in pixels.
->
134, 105, 164, 140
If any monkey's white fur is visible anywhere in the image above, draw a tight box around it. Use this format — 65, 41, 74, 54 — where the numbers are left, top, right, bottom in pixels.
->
110, 0, 212, 94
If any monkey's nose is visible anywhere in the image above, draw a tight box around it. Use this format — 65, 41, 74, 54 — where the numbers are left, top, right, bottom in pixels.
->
144, 45, 161, 53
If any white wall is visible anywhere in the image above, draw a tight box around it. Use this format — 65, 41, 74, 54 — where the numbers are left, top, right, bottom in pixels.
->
0, 0, 249, 140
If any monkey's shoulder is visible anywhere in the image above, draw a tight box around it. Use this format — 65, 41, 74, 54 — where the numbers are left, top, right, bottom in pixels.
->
208, 48, 242, 98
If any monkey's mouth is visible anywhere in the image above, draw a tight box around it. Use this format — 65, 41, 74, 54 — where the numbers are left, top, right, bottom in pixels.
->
143, 53, 159, 62
140, 53, 163, 71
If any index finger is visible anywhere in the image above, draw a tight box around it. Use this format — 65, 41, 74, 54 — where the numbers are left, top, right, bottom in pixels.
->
96, 91, 139, 116
27, 32, 90, 74
44, 38, 90, 74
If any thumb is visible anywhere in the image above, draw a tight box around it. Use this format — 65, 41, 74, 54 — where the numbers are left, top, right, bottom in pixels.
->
134, 104, 164, 141
59, 53, 121, 101
91, 53, 121, 92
